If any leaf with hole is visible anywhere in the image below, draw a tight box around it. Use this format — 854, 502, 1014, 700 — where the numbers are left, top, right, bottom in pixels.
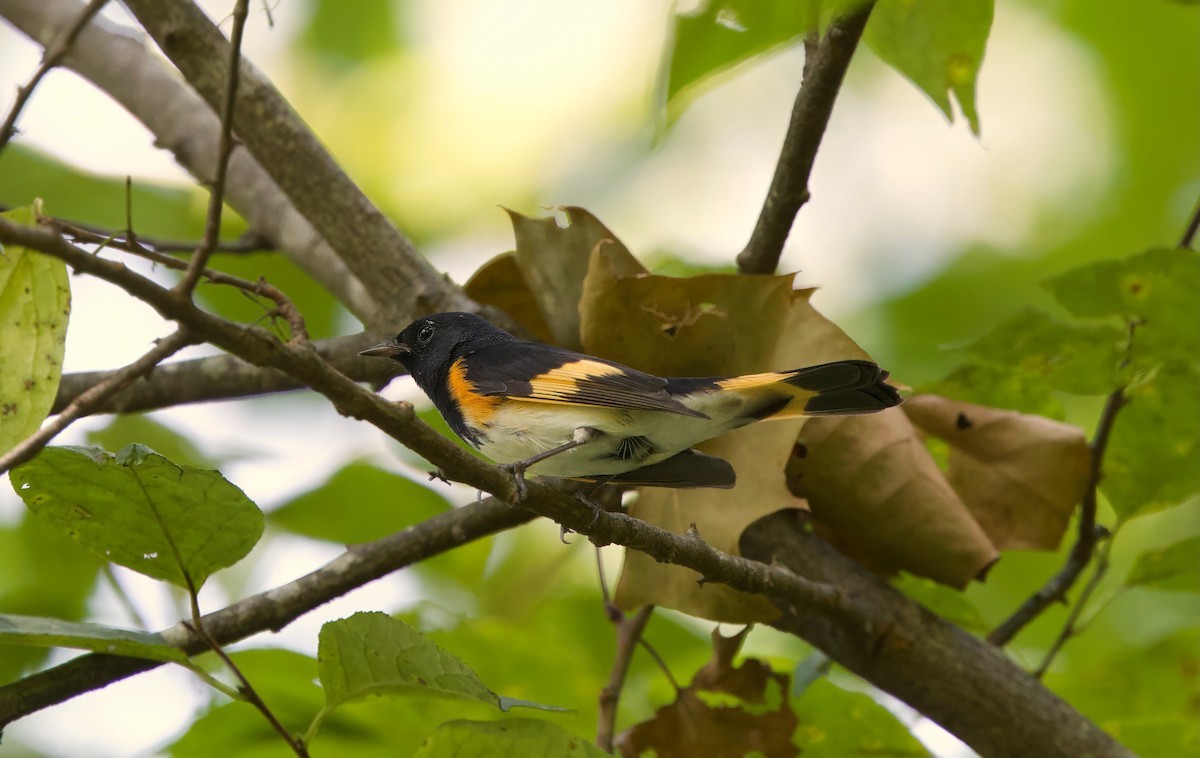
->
10, 444, 263, 590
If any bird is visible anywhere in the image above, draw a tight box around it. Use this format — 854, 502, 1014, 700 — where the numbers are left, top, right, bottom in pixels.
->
360, 312, 901, 495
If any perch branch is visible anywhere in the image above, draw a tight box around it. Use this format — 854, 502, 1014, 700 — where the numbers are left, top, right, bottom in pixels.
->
736, 4, 873, 274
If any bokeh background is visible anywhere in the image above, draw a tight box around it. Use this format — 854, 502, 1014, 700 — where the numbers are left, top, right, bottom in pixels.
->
1, 0, 1197, 755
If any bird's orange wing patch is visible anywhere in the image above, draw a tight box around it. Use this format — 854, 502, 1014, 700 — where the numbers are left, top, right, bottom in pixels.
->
525, 359, 625, 401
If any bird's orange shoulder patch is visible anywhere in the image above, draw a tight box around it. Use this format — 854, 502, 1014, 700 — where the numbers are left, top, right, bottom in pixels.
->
448, 357, 500, 426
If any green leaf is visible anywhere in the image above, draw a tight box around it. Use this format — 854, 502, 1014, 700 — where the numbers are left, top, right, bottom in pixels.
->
665, 1, 814, 123
0, 204, 70, 458
958, 308, 1127, 395
311, 613, 566, 740
1126, 536, 1200, 594
0, 612, 186, 663
414, 719, 607, 758
1044, 247, 1200, 367
10, 444, 264, 589
792, 677, 929, 755
270, 461, 451, 544
1103, 361, 1200, 520
865, 0, 993, 135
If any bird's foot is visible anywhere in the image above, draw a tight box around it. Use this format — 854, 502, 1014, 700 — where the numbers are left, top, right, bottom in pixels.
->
498, 462, 529, 503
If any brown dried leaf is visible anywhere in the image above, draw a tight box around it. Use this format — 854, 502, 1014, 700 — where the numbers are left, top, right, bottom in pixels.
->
505, 206, 634, 350
463, 252, 554, 343
616, 629, 798, 758
792, 411, 1000, 589
903, 395, 1090, 551
581, 243, 871, 621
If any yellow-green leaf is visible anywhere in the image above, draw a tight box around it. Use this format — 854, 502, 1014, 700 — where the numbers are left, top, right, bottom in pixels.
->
0, 204, 70, 458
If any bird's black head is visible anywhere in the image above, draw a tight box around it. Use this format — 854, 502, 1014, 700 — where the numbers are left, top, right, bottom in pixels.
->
359, 312, 515, 395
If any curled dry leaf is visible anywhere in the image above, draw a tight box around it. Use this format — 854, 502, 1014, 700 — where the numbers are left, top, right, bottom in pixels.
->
463, 252, 554, 343
902, 395, 1090, 552
616, 628, 798, 758
791, 411, 999, 589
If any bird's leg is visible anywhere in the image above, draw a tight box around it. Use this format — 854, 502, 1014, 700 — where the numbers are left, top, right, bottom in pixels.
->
501, 427, 600, 502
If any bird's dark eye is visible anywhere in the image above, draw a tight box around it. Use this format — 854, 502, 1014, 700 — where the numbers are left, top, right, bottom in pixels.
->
417, 324, 435, 345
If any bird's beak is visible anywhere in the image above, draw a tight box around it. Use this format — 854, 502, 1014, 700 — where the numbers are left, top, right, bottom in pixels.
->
359, 340, 409, 358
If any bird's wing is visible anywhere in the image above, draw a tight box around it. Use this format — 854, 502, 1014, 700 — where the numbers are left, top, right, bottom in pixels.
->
467, 342, 707, 418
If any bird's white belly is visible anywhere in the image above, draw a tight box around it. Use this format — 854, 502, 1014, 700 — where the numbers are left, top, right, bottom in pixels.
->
469, 402, 722, 477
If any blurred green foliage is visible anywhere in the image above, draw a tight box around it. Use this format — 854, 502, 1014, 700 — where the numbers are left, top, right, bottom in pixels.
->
1, 0, 1198, 755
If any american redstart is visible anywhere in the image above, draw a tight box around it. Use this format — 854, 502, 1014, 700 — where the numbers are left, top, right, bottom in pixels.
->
361, 312, 901, 492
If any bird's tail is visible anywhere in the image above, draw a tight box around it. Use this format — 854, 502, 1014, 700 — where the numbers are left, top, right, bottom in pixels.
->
715, 359, 901, 419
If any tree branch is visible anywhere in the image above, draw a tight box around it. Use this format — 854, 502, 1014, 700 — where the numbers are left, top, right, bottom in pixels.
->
0, 497, 534, 726
0, 0, 107, 151
742, 511, 1132, 758
736, 4, 873, 275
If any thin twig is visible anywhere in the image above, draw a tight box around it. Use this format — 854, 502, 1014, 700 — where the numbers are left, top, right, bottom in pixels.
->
174, 0, 250, 296
1034, 533, 1113, 678
0, 0, 109, 152
1179, 190, 1200, 249
987, 388, 1125, 646
595, 546, 673, 752
0, 329, 195, 476
182, 580, 309, 756
736, 4, 873, 275
51, 217, 307, 341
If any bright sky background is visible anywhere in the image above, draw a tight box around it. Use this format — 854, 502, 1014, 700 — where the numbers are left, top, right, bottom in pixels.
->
0, 0, 1115, 755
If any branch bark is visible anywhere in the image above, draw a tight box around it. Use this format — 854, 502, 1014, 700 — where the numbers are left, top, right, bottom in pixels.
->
736, 5, 873, 275
742, 511, 1132, 758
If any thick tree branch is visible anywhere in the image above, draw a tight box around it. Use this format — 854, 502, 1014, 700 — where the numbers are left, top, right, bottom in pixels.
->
0, 0, 107, 151
742, 511, 1132, 758
0, 0, 375, 324
736, 5, 873, 275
